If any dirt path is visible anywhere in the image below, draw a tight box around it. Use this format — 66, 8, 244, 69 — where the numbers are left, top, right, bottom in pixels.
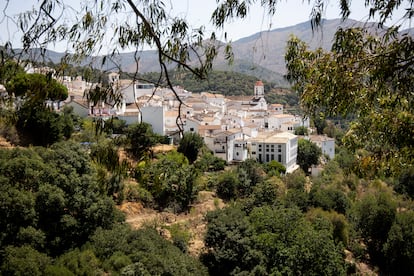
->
0, 136, 14, 148
120, 191, 225, 256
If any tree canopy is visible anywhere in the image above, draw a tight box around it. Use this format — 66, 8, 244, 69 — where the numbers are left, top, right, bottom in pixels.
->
286, 27, 414, 176
1, 1, 414, 275
297, 138, 322, 173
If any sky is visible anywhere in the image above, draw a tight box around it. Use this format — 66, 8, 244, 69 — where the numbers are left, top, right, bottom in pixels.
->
0, 0, 411, 52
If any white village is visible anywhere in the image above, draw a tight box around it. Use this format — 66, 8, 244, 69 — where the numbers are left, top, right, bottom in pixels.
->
61, 71, 335, 173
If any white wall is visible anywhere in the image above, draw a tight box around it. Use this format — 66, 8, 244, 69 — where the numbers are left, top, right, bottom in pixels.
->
141, 106, 165, 135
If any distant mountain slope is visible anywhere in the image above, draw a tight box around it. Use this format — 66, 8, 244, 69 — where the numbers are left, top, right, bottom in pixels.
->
228, 18, 380, 74
15, 18, 404, 82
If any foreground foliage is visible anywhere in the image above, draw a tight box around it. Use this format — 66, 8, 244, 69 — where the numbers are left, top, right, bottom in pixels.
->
202, 204, 346, 275
286, 28, 414, 176
0, 142, 207, 275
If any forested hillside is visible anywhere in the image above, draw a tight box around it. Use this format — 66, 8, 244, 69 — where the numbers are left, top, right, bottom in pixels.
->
1, 115, 413, 275
0, 59, 413, 275
140, 70, 297, 105
1, 0, 414, 275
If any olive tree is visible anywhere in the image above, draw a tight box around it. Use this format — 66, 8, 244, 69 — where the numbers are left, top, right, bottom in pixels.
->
285, 25, 414, 176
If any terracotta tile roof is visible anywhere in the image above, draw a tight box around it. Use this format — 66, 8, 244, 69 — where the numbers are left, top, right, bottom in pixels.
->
255, 80, 264, 86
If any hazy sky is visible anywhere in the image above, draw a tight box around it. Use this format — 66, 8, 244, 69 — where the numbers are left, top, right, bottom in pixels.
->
0, 0, 410, 51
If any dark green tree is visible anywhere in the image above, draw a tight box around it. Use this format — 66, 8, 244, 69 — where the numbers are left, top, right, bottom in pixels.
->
313, 116, 327, 135
91, 141, 129, 200
177, 132, 204, 164
5, 72, 72, 145
202, 205, 259, 275
126, 122, 159, 160
297, 138, 322, 173
383, 211, 414, 275
294, 126, 308, 136
216, 171, 239, 201
263, 160, 286, 176
52, 249, 102, 275
309, 186, 351, 215
194, 150, 226, 172
16, 104, 65, 146
1, 245, 51, 276
90, 224, 208, 275
394, 168, 414, 199
203, 205, 346, 275
6, 72, 68, 104
249, 206, 345, 275
136, 151, 198, 212
0, 143, 118, 257
353, 188, 397, 265
0, 60, 24, 86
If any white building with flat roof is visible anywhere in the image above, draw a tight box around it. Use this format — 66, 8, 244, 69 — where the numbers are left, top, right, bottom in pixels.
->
249, 131, 298, 173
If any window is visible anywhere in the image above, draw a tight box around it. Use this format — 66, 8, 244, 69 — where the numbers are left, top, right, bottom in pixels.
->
278, 155, 282, 162
252, 151, 256, 155
190, 128, 194, 132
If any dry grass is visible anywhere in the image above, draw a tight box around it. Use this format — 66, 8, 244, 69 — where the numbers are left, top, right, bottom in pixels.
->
120, 191, 225, 256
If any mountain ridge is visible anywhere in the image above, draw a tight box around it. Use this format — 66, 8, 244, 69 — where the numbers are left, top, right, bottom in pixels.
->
14, 18, 412, 83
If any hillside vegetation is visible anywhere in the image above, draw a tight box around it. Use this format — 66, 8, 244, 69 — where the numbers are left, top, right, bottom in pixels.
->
1, 0, 413, 273
0, 62, 413, 274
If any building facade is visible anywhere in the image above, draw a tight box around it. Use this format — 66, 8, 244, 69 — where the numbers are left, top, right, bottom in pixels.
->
249, 132, 298, 172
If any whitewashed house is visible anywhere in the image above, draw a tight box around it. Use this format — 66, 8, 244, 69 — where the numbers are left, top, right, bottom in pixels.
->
309, 135, 335, 160
204, 128, 246, 163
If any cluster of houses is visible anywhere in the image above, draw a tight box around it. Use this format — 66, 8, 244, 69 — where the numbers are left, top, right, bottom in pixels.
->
0, 63, 333, 173
63, 72, 335, 173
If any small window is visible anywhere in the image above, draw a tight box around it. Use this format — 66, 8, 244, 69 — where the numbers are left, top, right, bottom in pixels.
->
190, 128, 194, 132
